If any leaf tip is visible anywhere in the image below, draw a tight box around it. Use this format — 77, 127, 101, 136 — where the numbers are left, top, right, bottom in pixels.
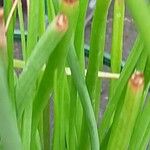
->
130, 71, 144, 90
56, 14, 68, 32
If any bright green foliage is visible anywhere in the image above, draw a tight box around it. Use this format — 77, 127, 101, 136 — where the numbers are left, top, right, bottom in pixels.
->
129, 97, 150, 149
1, 0, 150, 150
16, 15, 68, 119
0, 9, 22, 149
107, 72, 144, 150
109, 0, 124, 97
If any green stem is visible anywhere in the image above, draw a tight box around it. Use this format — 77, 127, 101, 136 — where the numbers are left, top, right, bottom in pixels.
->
74, 0, 89, 146
68, 43, 99, 150
86, 0, 111, 119
109, 0, 125, 97
79, 1, 111, 149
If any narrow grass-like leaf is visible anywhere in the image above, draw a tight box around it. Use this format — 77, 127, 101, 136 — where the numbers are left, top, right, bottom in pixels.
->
99, 37, 143, 142
68, 78, 77, 150
2, 0, 150, 149
0, 11, 22, 148
27, 0, 39, 57
68, 43, 99, 150
80, 0, 111, 148
4, 0, 15, 107
53, 73, 70, 150
129, 97, 150, 149
16, 14, 68, 118
63, 76, 71, 149
86, 0, 111, 120
21, 102, 33, 150
136, 50, 147, 72
46, 0, 55, 21
53, 71, 66, 150
17, 0, 26, 61
0, 60, 22, 150
107, 71, 144, 150
139, 122, 150, 150
52, 0, 59, 13
38, 0, 45, 37
53, 71, 61, 150
74, 1, 88, 143
132, 0, 150, 91
143, 58, 150, 89
43, 101, 50, 150
109, 0, 125, 97
21, 1, 46, 148
36, 2, 47, 148
74, 0, 88, 69
31, 0, 79, 149
126, 0, 150, 56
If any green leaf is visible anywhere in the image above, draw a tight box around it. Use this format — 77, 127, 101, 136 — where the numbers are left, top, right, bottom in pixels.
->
107, 71, 144, 150
68, 43, 99, 150
16, 15, 68, 119
129, 97, 150, 149
99, 37, 143, 142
